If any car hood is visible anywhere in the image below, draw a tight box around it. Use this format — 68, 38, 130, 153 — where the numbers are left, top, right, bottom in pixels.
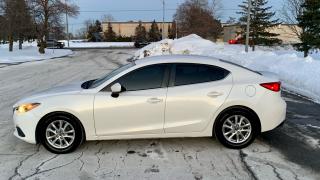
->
14, 81, 84, 106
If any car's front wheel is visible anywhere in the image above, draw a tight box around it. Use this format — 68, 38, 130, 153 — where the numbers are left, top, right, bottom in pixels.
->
39, 115, 83, 154
214, 110, 259, 149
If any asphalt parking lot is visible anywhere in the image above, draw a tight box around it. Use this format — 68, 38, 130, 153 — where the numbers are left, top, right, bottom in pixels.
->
0, 49, 319, 180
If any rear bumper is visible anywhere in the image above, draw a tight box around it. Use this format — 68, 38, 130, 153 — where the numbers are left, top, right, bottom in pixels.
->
259, 96, 287, 132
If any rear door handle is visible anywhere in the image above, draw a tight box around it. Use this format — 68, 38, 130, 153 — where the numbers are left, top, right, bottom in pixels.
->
207, 91, 223, 98
147, 97, 163, 104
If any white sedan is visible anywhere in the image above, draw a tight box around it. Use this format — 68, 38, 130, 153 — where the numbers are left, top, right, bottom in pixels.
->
13, 55, 286, 154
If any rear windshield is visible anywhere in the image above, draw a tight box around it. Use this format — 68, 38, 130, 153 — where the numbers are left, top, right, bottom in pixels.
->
219, 59, 261, 75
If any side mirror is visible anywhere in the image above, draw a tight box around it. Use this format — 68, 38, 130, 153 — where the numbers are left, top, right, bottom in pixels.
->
111, 83, 122, 98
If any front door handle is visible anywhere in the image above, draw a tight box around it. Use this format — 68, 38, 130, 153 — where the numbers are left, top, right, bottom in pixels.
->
207, 91, 223, 98
147, 97, 163, 104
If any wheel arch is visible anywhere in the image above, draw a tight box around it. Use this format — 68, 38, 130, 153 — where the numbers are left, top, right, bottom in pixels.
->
35, 111, 86, 144
213, 105, 261, 136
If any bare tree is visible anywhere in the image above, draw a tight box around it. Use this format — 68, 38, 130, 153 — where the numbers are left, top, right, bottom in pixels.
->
174, 0, 222, 40
83, 19, 94, 34
2, 0, 34, 51
0, 0, 7, 44
74, 27, 86, 39
226, 17, 237, 24
210, 0, 223, 19
281, 0, 304, 38
28, 0, 79, 54
16, 0, 34, 50
101, 14, 115, 23
0, 15, 6, 43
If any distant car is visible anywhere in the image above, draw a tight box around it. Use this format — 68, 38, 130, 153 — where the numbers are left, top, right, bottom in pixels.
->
38, 40, 65, 49
228, 39, 238, 44
13, 55, 286, 154
134, 41, 150, 48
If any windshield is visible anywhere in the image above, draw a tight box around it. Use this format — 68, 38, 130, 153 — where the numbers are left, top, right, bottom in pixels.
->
89, 62, 135, 88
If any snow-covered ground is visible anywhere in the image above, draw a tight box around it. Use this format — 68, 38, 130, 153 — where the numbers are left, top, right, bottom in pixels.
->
0, 42, 73, 64
0, 40, 134, 64
59, 40, 134, 48
134, 34, 320, 103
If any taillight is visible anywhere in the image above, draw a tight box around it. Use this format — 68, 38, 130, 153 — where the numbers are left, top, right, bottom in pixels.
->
260, 82, 281, 92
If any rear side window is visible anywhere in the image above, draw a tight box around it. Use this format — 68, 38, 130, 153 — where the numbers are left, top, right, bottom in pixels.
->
108, 64, 167, 91
174, 64, 229, 86
219, 59, 261, 75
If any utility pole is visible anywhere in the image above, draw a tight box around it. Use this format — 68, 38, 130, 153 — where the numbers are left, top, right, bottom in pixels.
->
245, 0, 251, 52
175, 20, 178, 39
162, 0, 165, 40
65, 0, 70, 47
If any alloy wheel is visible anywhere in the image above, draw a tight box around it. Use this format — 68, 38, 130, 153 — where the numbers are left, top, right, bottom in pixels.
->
45, 120, 75, 149
222, 115, 252, 144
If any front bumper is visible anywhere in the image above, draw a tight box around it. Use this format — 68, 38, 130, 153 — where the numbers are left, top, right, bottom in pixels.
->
13, 111, 39, 144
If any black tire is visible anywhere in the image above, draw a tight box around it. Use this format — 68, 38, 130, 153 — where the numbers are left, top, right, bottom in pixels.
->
214, 109, 259, 149
39, 115, 84, 154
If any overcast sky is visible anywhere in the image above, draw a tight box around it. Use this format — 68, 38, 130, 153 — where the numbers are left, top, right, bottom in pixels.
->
68, 0, 284, 33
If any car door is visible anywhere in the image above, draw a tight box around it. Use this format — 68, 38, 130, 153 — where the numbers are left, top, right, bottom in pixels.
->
164, 63, 233, 133
94, 64, 170, 136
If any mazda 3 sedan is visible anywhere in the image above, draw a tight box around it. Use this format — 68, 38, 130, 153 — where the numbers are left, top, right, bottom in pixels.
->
13, 55, 286, 154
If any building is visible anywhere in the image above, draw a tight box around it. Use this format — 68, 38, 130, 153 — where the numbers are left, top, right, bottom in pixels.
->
102, 21, 173, 39
222, 24, 301, 44
101, 21, 300, 45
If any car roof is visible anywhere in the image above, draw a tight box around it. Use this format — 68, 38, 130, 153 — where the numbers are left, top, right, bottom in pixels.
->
134, 55, 261, 77
134, 55, 221, 66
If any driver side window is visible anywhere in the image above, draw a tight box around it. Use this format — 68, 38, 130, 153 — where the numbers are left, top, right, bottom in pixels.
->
104, 64, 168, 91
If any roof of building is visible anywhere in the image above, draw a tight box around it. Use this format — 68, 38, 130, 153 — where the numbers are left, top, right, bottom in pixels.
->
102, 21, 173, 24
222, 23, 298, 27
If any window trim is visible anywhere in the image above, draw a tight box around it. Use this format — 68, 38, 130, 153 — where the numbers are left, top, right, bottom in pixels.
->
168, 64, 176, 87
169, 63, 230, 87
101, 64, 171, 92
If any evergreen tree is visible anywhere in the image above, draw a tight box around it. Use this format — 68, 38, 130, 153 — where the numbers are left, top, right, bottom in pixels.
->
86, 24, 95, 42
148, 20, 161, 42
168, 21, 177, 39
295, 0, 320, 57
104, 22, 116, 42
238, 0, 281, 50
87, 20, 103, 42
134, 21, 147, 43
95, 20, 103, 32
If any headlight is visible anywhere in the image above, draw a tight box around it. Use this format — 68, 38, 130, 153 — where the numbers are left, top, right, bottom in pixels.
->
14, 103, 40, 113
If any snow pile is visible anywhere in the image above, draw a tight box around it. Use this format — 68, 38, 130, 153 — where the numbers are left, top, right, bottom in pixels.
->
0, 42, 73, 64
59, 40, 134, 48
134, 34, 320, 103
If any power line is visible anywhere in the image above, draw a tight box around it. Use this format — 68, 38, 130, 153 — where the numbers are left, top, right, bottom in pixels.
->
0, 8, 243, 14
78, 9, 177, 13
78, 8, 242, 13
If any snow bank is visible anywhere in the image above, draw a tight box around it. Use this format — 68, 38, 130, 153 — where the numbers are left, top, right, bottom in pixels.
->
134, 34, 320, 103
59, 40, 134, 48
0, 42, 73, 64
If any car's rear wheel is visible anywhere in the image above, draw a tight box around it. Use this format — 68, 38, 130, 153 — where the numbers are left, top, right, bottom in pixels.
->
40, 115, 83, 154
214, 110, 259, 149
